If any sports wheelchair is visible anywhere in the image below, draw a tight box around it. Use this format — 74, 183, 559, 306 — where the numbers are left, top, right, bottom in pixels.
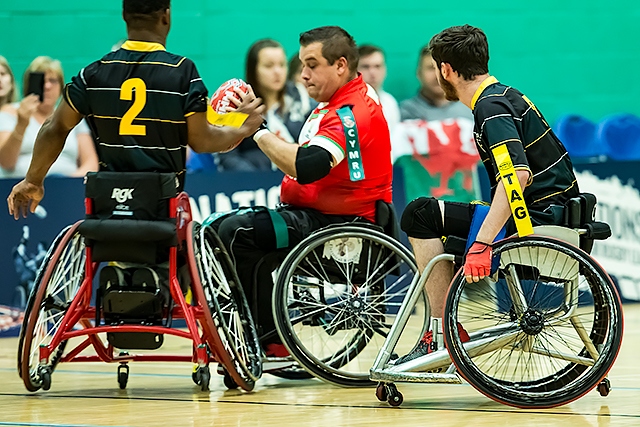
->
17, 172, 261, 392
369, 193, 624, 408
245, 201, 428, 386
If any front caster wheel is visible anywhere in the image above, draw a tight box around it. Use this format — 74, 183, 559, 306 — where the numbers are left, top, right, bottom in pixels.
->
39, 367, 52, 391
117, 364, 129, 390
193, 366, 210, 391
386, 383, 403, 407
375, 382, 388, 401
598, 378, 611, 397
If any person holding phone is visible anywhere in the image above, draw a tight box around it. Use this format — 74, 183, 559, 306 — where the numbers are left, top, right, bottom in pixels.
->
0, 56, 98, 178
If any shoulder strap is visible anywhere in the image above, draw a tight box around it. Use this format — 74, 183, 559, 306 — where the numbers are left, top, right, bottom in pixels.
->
336, 105, 365, 182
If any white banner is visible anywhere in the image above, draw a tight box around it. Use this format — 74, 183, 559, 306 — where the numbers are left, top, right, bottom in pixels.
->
575, 170, 640, 301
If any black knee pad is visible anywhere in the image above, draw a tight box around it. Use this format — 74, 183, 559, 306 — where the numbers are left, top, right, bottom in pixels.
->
400, 197, 444, 239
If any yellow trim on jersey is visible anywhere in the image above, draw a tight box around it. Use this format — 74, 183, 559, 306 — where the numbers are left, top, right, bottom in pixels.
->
206, 105, 248, 128
532, 180, 578, 205
492, 144, 534, 237
184, 111, 197, 118
91, 114, 186, 124
121, 40, 166, 52
101, 57, 186, 68
471, 76, 499, 111
64, 86, 80, 114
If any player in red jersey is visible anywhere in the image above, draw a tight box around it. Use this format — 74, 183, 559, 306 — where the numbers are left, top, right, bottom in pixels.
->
213, 26, 392, 355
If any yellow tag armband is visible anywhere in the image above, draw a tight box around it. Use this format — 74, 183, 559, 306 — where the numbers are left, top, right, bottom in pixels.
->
491, 144, 534, 237
206, 105, 248, 128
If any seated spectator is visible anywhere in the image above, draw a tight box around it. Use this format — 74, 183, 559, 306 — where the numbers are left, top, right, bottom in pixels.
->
287, 54, 304, 86
0, 56, 17, 111
394, 46, 478, 201
400, 45, 471, 122
357, 44, 400, 132
217, 39, 316, 172
0, 56, 98, 178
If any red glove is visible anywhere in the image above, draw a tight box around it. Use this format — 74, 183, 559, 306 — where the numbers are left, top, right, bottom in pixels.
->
463, 241, 493, 283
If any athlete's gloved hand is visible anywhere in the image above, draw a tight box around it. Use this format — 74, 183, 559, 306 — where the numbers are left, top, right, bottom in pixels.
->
463, 241, 492, 283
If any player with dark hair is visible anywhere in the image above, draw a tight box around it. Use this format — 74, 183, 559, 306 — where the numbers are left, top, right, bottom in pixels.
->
7, 0, 264, 217
213, 25, 393, 355
395, 24, 580, 364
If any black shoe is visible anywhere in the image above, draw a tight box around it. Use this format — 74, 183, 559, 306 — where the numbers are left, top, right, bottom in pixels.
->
393, 330, 437, 365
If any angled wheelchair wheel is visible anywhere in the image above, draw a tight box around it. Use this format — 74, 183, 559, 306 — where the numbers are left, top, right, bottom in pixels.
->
17, 223, 85, 392
444, 235, 623, 408
188, 222, 262, 391
273, 225, 427, 387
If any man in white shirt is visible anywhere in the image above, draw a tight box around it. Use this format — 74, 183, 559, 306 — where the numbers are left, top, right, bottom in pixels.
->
357, 45, 400, 132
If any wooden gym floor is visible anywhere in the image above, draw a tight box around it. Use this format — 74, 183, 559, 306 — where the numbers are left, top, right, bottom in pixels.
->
1, 304, 639, 427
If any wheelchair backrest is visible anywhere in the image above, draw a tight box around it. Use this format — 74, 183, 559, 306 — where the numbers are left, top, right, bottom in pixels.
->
564, 193, 611, 253
78, 172, 179, 264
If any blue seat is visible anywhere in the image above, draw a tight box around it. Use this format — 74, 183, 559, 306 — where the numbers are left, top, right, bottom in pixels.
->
553, 114, 605, 159
187, 152, 217, 173
597, 114, 640, 161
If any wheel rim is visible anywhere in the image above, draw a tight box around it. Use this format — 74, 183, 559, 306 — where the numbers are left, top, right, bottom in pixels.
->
194, 224, 261, 384
19, 226, 85, 389
445, 236, 623, 407
276, 227, 427, 385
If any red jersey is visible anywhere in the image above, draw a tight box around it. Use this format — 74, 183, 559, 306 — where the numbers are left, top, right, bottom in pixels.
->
280, 75, 392, 223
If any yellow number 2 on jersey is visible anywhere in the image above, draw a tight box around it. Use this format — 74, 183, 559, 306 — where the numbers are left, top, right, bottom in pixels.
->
119, 78, 147, 136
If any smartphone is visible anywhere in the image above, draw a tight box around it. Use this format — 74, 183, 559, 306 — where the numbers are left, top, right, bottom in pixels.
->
26, 71, 45, 102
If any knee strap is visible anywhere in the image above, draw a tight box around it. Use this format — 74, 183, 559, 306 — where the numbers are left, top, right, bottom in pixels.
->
400, 197, 443, 239
254, 208, 289, 250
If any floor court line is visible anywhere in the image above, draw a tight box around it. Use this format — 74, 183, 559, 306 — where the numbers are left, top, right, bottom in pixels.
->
0, 391, 638, 420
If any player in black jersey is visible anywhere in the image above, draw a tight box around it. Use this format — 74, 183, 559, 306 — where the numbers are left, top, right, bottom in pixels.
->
8, 0, 265, 218
395, 25, 580, 364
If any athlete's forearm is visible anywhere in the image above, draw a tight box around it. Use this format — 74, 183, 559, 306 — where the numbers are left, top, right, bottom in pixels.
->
255, 132, 298, 177
25, 117, 69, 185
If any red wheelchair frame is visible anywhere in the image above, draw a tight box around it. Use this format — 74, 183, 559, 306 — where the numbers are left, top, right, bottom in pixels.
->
18, 192, 257, 392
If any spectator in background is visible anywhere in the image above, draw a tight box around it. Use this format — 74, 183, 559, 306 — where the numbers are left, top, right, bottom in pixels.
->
0, 56, 98, 178
217, 39, 316, 172
0, 56, 17, 111
287, 54, 304, 86
393, 45, 478, 201
400, 45, 471, 122
357, 45, 400, 132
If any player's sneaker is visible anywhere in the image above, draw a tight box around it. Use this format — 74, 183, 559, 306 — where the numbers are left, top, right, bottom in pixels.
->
393, 323, 470, 365
264, 343, 290, 358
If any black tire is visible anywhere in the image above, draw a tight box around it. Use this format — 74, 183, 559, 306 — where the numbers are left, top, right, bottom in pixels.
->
444, 236, 623, 408
17, 224, 84, 392
189, 223, 262, 391
273, 225, 427, 387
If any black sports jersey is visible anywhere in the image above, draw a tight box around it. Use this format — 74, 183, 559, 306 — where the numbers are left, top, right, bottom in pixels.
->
64, 40, 208, 189
472, 76, 579, 224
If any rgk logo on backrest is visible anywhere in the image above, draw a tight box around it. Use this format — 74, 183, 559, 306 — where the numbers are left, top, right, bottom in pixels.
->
111, 188, 134, 203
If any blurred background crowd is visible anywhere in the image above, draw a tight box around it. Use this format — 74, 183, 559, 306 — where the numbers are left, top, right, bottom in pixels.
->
1, 0, 638, 204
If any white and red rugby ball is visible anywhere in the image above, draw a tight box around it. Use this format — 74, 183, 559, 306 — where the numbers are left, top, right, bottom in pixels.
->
210, 78, 250, 113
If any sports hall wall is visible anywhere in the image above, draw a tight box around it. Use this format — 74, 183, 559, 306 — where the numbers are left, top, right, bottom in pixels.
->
1, 0, 639, 123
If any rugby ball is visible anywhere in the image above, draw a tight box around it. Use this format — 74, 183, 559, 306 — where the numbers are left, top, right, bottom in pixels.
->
210, 78, 250, 114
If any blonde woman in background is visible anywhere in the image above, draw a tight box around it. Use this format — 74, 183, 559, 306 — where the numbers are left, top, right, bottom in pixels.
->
0, 56, 98, 178
0, 56, 17, 111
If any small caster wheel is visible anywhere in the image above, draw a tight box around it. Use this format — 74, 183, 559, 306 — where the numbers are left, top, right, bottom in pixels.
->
375, 382, 388, 402
386, 383, 403, 407
192, 365, 200, 385
223, 371, 238, 390
195, 366, 210, 391
117, 364, 129, 390
39, 367, 52, 391
598, 377, 611, 397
